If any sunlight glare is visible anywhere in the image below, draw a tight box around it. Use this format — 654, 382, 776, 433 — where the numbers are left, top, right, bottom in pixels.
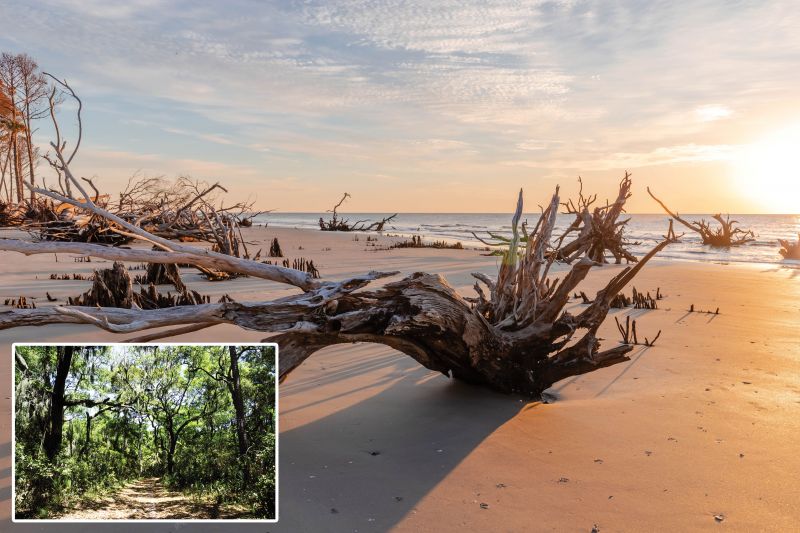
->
734, 124, 800, 214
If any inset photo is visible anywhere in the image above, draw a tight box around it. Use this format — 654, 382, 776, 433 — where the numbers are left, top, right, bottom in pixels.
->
12, 343, 278, 522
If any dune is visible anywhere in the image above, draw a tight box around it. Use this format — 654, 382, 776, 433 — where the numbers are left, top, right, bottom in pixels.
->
2, 226, 800, 531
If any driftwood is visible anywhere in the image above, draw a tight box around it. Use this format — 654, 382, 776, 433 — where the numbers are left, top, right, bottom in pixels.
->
576, 286, 660, 309
556, 174, 639, 264
0, 198, 51, 227
778, 235, 800, 260
0, 85, 679, 398
118, 175, 263, 241
133, 258, 183, 287
473, 174, 639, 264
319, 192, 397, 232
648, 187, 755, 247
0, 164, 676, 397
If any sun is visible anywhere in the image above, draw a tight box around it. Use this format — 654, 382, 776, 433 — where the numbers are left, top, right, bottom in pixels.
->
733, 124, 800, 214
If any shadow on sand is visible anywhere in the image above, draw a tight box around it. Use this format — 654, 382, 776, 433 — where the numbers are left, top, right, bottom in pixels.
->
7, 346, 525, 531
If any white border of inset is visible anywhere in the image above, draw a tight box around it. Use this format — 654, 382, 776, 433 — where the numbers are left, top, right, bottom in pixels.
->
11, 342, 279, 523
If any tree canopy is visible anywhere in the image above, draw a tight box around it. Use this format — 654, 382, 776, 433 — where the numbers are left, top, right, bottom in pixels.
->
14, 344, 276, 520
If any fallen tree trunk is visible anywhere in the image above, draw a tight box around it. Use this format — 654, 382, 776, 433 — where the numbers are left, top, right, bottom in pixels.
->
319, 192, 397, 231
0, 87, 677, 398
648, 187, 755, 247
0, 171, 676, 397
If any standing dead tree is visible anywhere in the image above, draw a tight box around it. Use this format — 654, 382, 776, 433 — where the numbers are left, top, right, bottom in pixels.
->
778, 235, 800, 260
318, 192, 397, 232
648, 187, 755, 247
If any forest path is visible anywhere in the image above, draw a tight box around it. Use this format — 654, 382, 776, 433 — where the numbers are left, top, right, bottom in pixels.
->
57, 476, 225, 520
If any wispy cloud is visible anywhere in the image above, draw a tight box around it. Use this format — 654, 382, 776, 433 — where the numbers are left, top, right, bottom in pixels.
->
1, 0, 799, 211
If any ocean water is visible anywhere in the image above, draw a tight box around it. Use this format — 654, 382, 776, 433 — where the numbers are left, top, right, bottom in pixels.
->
252, 212, 800, 266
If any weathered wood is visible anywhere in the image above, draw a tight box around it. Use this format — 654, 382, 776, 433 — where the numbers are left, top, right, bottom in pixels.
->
0, 85, 678, 398
0, 239, 317, 290
319, 192, 397, 232
648, 187, 755, 247
1, 178, 675, 397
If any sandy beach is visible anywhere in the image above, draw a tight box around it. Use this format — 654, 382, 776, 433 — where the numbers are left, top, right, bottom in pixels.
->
2, 225, 800, 531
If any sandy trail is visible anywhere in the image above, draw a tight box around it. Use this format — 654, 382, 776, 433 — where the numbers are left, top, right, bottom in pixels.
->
56, 477, 221, 520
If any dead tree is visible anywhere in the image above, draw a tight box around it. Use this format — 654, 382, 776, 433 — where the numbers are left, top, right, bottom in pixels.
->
778, 235, 800, 260
473, 175, 638, 264
648, 187, 755, 247
556, 174, 639, 264
0, 87, 680, 397
319, 192, 397, 232
0, 171, 677, 397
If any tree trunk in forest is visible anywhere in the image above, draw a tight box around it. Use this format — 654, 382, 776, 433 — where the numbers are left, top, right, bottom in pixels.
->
43, 345, 74, 461
166, 432, 177, 475
228, 346, 250, 485
82, 411, 91, 455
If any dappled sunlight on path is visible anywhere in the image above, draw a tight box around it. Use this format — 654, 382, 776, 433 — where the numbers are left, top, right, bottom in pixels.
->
56, 477, 243, 520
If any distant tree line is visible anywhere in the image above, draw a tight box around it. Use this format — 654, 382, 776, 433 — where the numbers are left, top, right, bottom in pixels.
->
0, 52, 52, 204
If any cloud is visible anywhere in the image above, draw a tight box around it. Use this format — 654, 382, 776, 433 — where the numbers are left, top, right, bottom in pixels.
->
695, 105, 733, 122
503, 143, 738, 171
2, 0, 799, 211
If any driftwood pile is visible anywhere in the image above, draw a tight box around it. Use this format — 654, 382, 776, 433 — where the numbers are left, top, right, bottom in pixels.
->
0, 196, 128, 246
648, 188, 755, 247
0, 81, 681, 397
0, 168, 679, 396
117, 176, 261, 241
318, 193, 397, 232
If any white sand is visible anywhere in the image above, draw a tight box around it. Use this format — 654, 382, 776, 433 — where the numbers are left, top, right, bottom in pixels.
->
2, 226, 800, 531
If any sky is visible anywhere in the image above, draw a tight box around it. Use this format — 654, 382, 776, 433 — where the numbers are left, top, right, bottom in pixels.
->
1, 0, 799, 213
